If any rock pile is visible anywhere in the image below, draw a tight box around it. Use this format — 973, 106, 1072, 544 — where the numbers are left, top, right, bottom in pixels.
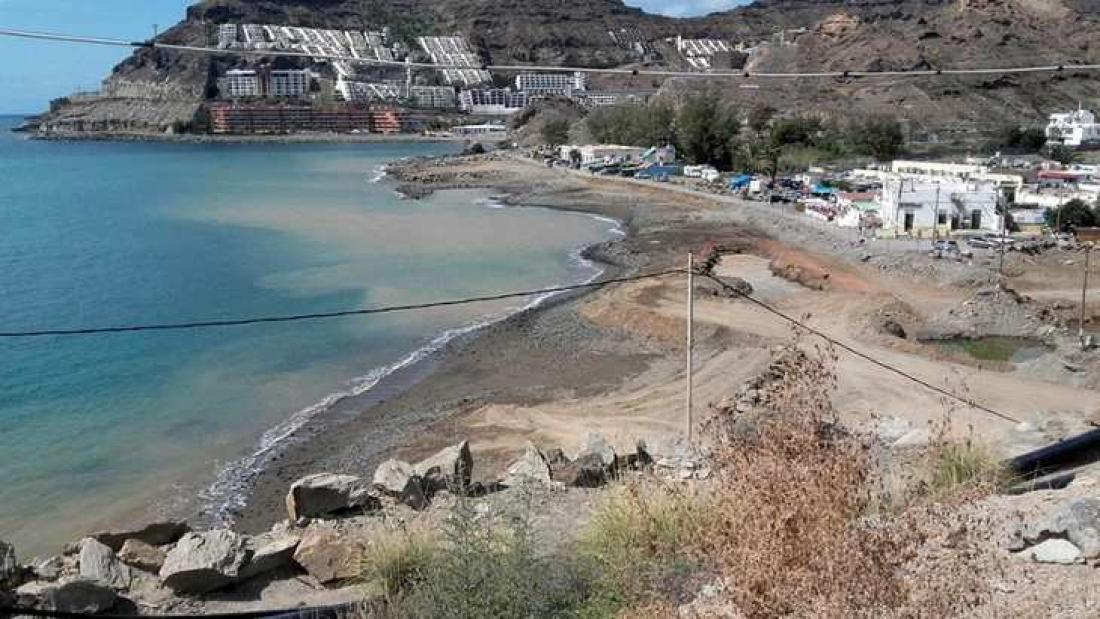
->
1005, 497, 1100, 565
3, 434, 701, 612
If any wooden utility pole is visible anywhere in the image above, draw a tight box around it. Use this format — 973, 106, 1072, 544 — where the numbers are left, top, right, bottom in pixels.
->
998, 190, 1008, 276
1082, 244, 1092, 350
686, 252, 695, 442
933, 183, 941, 248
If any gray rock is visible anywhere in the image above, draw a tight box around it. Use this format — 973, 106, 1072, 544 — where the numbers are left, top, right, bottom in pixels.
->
42, 578, 118, 613
78, 538, 132, 590
1027, 539, 1083, 564
33, 556, 63, 581
118, 539, 167, 573
292, 524, 364, 585
415, 441, 473, 492
550, 453, 608, 487
0, 539, 19, 588
1019, 498, 1100, 559
238, 533, 300, 581
642, 434, 709, 474
502, 442, 553, 487
90, 521, 189, 552
285, 473, 379, 521
159, 530, 249, 594
373, 459, 417, 495
573, 432, 616, 470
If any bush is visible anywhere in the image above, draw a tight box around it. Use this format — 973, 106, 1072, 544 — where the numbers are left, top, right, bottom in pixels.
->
540, 118, 571, 148
379, 494, 593, 618
359, 523, 440, 600
1045, 198, 1098, 231
578, 481, 703, 613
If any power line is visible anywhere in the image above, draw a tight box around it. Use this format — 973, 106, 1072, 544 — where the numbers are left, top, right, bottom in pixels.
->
0, 269, 683, 339
701, 272, 1023, 425
1, 26, 1097, 81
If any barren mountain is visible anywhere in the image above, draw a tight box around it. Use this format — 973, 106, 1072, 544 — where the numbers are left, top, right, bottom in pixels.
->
34, 0, 1100, 142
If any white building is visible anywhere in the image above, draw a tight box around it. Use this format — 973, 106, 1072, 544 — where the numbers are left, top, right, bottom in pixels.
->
878, 178, 1003, 235
268, 70, 311, 97
514, 72, 587, 96
886, 160, 1023, 190
218, 24, 238, 48
1046, 108, 1100, 147
453, 123, 507, 138
459, 88, 528, 115
225, 69, 261, 98
409, 86, 457, 109
559, 144, 647, 166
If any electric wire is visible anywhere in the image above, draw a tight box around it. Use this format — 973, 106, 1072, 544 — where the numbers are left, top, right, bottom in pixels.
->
0, 269, 684, 338
701, 272, 1023, 424
0, 26, 1096, 80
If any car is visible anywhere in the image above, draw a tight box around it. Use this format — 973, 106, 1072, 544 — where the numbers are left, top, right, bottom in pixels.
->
966, 236, 995, 249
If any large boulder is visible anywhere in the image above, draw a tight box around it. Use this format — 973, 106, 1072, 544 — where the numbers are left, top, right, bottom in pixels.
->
292, 524, 364, 585
501, 442, 553, 487
415, 441, 473, 493
31, 578, 118, 613
285, 473, 379, 521
551, 453, 609, 488
572, 432, 617, 471
238, 533, 300, 581
159, 530, 249, 594
373, 459, 430, 510
1009, 498, 1100, 559
90, 521, 189, 552
118, 539, 167, 574
78, 538, 132, 590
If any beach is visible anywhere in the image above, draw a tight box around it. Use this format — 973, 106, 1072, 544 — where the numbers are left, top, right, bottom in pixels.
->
228, 150, 1100, 536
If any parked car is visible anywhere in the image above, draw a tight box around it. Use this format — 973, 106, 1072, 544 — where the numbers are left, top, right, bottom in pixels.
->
966, 236, 996, 249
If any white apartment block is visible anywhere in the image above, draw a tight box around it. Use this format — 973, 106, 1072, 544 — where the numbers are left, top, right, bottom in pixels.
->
225, 69, 261, 97
417, 36, 491, 86
409, 86, 457, 109
1046, 108, 1100, 147
514, 72, 587, 96
459, 89, 528, 115
268, 70, 311, 97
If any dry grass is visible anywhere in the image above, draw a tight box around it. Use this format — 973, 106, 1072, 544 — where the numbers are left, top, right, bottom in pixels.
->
357, 521, 440, 600
682, 336, 997, 618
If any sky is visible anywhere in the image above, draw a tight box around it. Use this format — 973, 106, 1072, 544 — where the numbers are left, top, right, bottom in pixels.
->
0, 0, 742, 114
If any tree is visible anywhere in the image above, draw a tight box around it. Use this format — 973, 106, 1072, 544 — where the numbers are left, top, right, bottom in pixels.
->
734, 137, 781, 184
1044, 143, 1081, 166
997, 126, 1047, 153
851, 116, 905, 162
540, 118, 570, 148
674, 92, 740, 168
1045, 198, 1098, 231
747, 105, 776, 134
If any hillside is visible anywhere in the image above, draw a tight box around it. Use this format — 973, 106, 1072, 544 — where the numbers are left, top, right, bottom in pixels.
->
31, 0, 1100, 141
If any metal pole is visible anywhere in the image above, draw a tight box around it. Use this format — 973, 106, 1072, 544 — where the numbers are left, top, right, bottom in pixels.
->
1082, 244, 1092, 349
998, 190, 1008, 277
686, 252, 694, 441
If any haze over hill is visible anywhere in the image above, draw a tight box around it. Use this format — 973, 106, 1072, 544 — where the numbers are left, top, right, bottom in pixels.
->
31, 0, 1100, 141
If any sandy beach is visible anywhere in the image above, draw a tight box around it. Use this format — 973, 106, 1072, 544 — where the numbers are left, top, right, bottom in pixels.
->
224, 152, 1100, 535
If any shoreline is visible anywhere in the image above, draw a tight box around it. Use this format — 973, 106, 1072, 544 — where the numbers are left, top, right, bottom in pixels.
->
22, 130, 471, 145
195, 186, 624, 530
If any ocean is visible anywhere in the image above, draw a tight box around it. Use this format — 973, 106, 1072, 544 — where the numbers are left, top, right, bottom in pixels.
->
0, 118, 619, 556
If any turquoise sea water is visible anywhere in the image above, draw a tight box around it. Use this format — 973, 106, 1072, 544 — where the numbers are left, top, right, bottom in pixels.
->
0, 118, 617, 555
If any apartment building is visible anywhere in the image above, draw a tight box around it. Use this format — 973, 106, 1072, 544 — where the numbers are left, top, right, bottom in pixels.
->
514, 72, 587, 96
408, 86, 457, 109
268, 70, 311, 97
207, 102, 373, 134
225, 70, 262, 98
459, 88, 528, 115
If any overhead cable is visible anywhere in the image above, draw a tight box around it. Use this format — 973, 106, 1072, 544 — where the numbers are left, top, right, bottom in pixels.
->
0, 26, 1095, 80
702, 272, 1023, 425
0, 269, 683, 338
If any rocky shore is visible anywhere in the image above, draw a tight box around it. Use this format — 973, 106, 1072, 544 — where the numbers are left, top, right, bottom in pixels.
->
0, 433, 705, 614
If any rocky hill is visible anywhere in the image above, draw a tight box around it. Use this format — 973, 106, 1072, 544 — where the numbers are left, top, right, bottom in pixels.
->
32, 0, 1100, 141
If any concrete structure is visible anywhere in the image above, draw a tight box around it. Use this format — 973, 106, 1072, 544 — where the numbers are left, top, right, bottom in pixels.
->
207, 102, 373, 134
417, 36, 490, 86
268, 70, 311, 97
459, 88, 528, 115
368, 107, 411, 134
514, 72, 587, 96
1046, 108, 1100, 147
218, 24, 238, 49
564, 144, 647, 166
878, 178, 1003, 236
674, 36, 733, 71
887, 160, 1024, 190
453, 123, 508, 138
225, 70, 262, 98
577, 90, 655, 107
408, 86, 457, 109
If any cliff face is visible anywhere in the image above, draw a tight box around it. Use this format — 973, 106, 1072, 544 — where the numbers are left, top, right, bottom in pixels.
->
34, 0, 1100, 138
